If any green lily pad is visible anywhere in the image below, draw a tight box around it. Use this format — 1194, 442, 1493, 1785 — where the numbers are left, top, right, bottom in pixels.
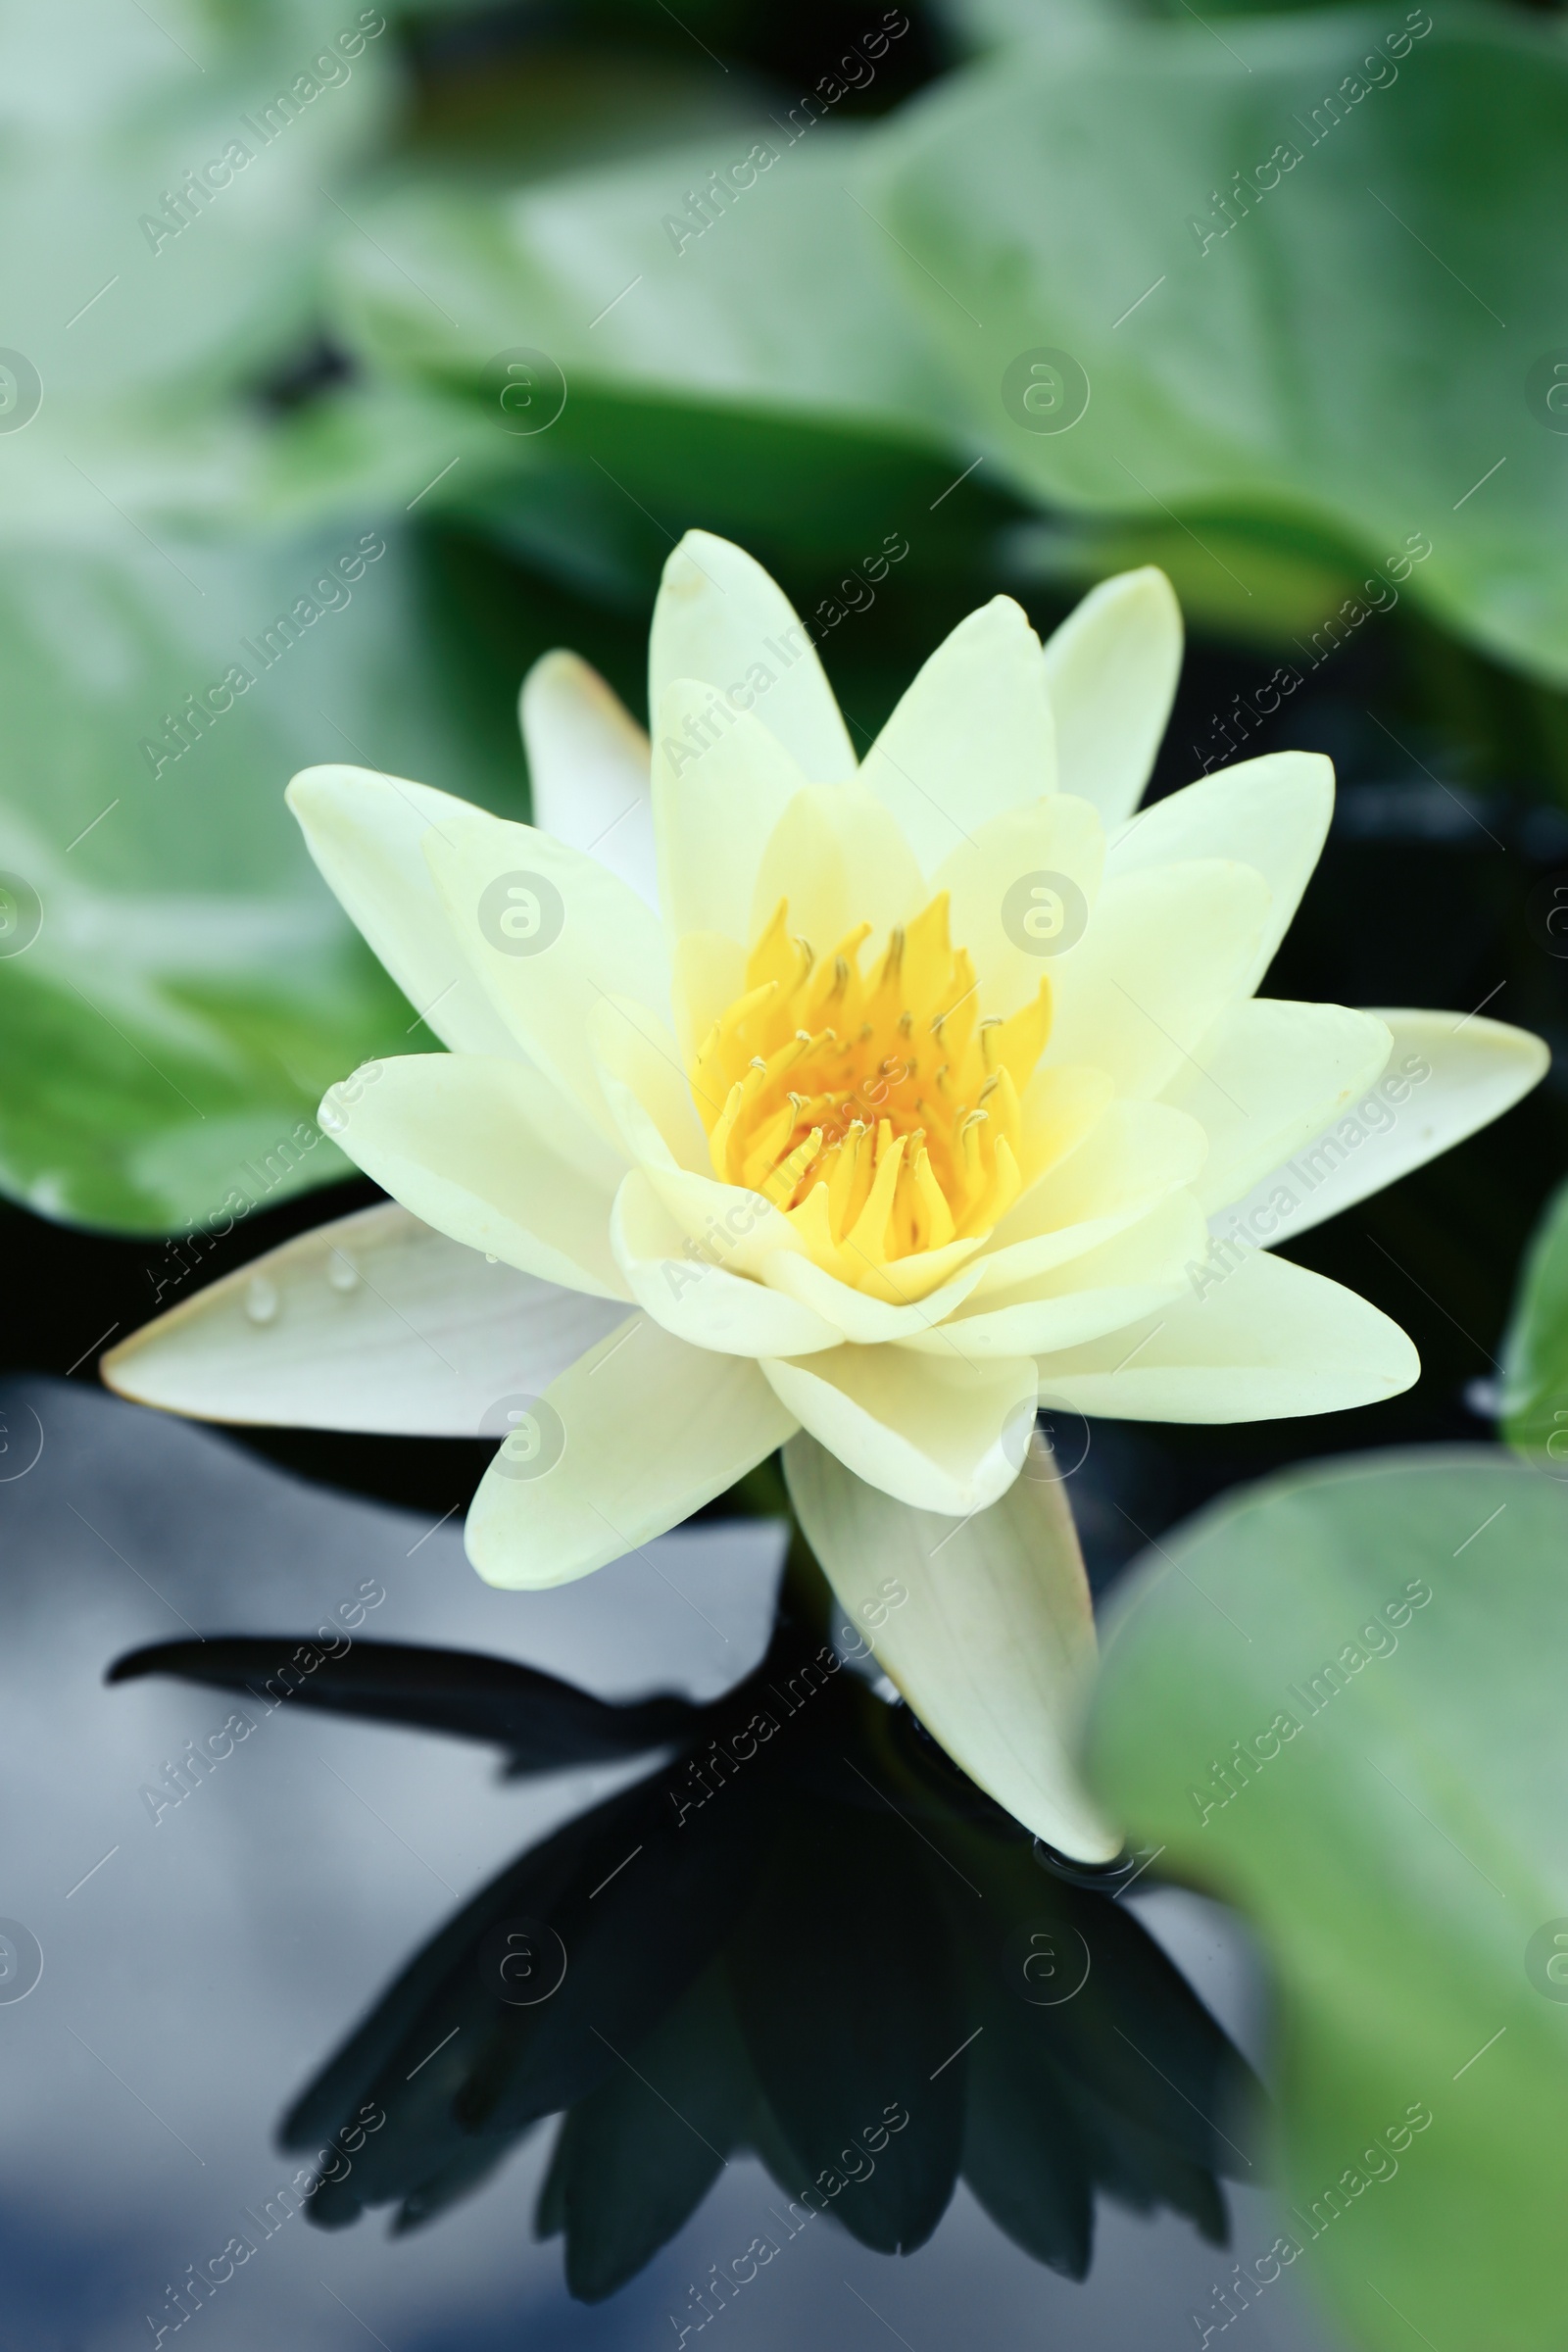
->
0, 520, 529, 1234
1087, 1448, 1568, 2352
324, 129, 993, 571
1500, 1175, 1568, 1467
870, 10, 1568, 681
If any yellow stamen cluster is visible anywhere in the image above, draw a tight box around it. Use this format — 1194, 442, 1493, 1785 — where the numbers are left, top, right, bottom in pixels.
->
691, 895, 1051, 1287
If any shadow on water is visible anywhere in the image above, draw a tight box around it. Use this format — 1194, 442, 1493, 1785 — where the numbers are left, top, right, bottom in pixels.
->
109, 1602, 1260, 2305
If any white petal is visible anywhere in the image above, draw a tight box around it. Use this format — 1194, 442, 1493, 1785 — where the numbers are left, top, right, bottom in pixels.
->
588, 993, 711, 1174
420, 803, 672, 1148
1042, 566, 1182, 827
1033, 1249, 1418, 1422
670, 932, 747, 1067
101, 1203, 624, 1434
466, 1317, 798, 1589
1217, 1009, 1551, 1243
901, 1191, 1208, 1358
760, 1343, 1036, 1514
1109, 750, 1333, 993
975, 1099, 1209, 1294
760, 1249, 987, 1344
287, 766, 524, 1057
611, 1169, 842, 1356
858, 597, 1056, 875
1046, 860, 1270, 1098
649, 531, 855, 781
518, 650, 656, 908
652, 682, 807, 947
785, 1432, 1118, 1860
931, 791, 1106, 1018
320, 1054, 628, 1299
641, 1161, 810, 1280
1163, 1000, 1393, 1213
748, 780, 926, 955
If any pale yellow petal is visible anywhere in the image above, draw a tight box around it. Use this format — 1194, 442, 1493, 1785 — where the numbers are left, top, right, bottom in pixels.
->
1033, 1249, 1418, 1421
760, 1342, 1037, 1514
901, 1191, 1208, 1358
857, 596, 1056, 874
1164, 999, 1394, 1213
652, 681, 807, 946
1045, 860, 1269, 1099
102, 1203, 624, 1434
649, 530, 855, 780
1109, 749, 1333, 994
760, 1248, 987, 1345
320, 1053, 627, 1299
1042, 566, 1182, 827
748, 781, 926, 956
1216, 1009, 1550, 1241
785, 1430, 1118, 1860
931, 791, 1106, 1017
611, 1169, 842, 1356
286, 765, 523, 1057
588, 993, 711, 1174
975, 1099, 1209, 1294
466, 1317, 798, 1588
518, 650, 655, 906
420, 804, 671, 1148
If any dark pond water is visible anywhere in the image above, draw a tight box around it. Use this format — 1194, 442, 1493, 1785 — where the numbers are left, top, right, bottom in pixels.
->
0, 1373, 1342, 2352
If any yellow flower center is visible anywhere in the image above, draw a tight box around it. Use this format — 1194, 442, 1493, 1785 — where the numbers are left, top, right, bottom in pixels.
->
691, 894, 1052, 1288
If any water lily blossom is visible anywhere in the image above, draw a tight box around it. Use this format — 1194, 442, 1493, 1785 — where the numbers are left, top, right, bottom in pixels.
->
105, 533, 1547, 1859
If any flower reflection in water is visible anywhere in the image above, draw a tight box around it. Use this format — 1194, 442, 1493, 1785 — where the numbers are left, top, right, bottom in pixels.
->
111, 1598, 1259, 2303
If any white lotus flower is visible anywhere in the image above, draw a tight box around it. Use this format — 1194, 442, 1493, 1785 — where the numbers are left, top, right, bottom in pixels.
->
105, 533, 1546, 1860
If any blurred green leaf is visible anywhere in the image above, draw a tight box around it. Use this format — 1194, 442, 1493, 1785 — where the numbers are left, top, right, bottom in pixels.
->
0, 519, 527, 1233
324, 128, 988, 572
871, 10, 1568, 681
390, 40, 760, 190
0, 0, 399, 416
1087, 1449, 1568, 2352
1500, 1175, 1568, 1464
